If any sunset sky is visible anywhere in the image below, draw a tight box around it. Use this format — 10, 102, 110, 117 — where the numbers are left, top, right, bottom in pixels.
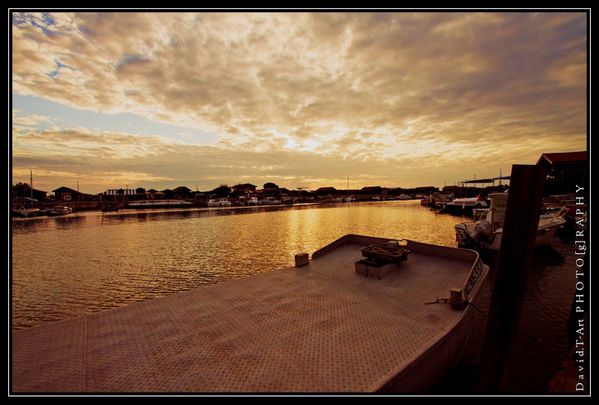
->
11, 12, 587, 194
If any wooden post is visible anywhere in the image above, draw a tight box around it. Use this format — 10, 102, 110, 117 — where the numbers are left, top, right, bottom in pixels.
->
476, 164, 546, 393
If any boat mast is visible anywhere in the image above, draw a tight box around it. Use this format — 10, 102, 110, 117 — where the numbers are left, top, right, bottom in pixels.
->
30, 169, 33, 201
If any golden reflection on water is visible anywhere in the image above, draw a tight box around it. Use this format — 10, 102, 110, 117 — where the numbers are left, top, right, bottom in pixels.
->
12, 201, 463, 329
11, 200, 578, 393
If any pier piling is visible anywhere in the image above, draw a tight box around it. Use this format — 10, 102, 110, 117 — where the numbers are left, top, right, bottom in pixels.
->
476, 164, 546, 393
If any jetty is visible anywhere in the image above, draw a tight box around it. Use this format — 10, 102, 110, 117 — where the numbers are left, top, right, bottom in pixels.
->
12, 235, 487, 393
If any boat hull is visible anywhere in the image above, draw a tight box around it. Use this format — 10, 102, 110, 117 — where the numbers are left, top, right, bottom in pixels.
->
377, 291, 483, 392
443, 203, 487, 216
314, 235, 489, 392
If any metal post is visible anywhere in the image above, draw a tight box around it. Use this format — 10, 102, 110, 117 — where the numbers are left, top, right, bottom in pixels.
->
476, 164, 546, 393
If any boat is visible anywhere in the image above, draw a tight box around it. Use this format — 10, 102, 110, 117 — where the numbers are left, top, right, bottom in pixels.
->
442, 195, 488, 216
126, 199, 193, 208
48, 206, 73, 216
421, 193, 453, 209
454, 193, 567, 251
12, 233, 488, 392
11, 204, 41, 218
207, 198, 232, 207
260, 196, 282, 205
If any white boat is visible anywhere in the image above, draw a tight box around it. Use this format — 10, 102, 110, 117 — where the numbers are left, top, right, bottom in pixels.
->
260, 197, 282, 205
207, 198, 231, 207
12, 204, 41, 218
48, 206, 73, 215
12, 233, 488, 392
454, 193, 567, 251
442, 195, 488, 215
127, 199, 193, 208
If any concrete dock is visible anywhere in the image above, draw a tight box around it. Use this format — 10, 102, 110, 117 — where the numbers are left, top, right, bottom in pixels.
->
12, 236, 479, 393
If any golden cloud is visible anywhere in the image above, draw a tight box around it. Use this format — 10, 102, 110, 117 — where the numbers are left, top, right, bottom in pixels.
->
11, 12, 587, 191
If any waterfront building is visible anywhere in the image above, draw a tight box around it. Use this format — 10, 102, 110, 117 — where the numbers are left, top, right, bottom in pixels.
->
537, 151, 588, 194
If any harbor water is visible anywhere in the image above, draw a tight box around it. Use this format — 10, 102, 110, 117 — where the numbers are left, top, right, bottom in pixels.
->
11, 201, 577, 393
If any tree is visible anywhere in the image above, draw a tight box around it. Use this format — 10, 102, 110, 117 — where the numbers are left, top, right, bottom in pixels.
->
13, 182, 31, 198
263, 182, 279, 190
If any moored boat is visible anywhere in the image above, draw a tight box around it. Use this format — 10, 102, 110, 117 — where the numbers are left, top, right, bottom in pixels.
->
442, 195, 488, 216
12, 233, 488, 393
207, 198, 232, 207
454, 193, 567, 251
48, 206, 73, 216
126, 199, 193, 208
11, 204, 41, 218
260, 196, 282, 205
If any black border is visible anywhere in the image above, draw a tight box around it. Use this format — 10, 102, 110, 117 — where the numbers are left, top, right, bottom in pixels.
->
7, 7, 592, 398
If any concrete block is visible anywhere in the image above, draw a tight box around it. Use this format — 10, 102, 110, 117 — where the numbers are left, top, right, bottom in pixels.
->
294, 252, 309, 267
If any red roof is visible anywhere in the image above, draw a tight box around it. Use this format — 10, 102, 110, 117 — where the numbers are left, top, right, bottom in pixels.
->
537, 151, 587, 165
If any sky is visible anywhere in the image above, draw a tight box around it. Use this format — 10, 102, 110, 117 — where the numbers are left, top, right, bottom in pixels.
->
11, 12, 587, 194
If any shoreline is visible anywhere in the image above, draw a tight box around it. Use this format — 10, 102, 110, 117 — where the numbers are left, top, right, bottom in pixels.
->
11, 199, 424, 221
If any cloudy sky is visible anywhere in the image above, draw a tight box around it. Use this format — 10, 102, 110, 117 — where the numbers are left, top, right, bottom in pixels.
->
11, 12, 587, 193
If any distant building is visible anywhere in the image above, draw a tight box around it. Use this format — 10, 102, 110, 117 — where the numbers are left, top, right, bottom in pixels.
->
359, 186, 384, 195
147, 190, 166, 199
173, 186, 192, 198
441, 185, 459, 194
232, 183, 257, 193
537, 151, 588, 195
355, 186, 388, 201
161, 189, 176, 199
314, 187, 337, 197
410, 186, 439, 195
53, 186, 95, 201
13, 186, 48, 201
387, 186, 438, 197
104, 188, 136, 196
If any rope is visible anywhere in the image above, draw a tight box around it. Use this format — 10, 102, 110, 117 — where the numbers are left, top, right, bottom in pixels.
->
424, 298, 450, 305
465, 300, 488, 318
423, 298, 488, 318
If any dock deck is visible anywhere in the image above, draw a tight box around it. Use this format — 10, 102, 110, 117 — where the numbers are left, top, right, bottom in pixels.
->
12, 236, 478, 393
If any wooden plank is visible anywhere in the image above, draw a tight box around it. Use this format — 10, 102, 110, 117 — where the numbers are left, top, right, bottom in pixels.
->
476, 164, 546, 393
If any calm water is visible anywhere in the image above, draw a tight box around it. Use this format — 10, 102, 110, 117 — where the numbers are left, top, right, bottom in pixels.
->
11, 200, 577, 393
